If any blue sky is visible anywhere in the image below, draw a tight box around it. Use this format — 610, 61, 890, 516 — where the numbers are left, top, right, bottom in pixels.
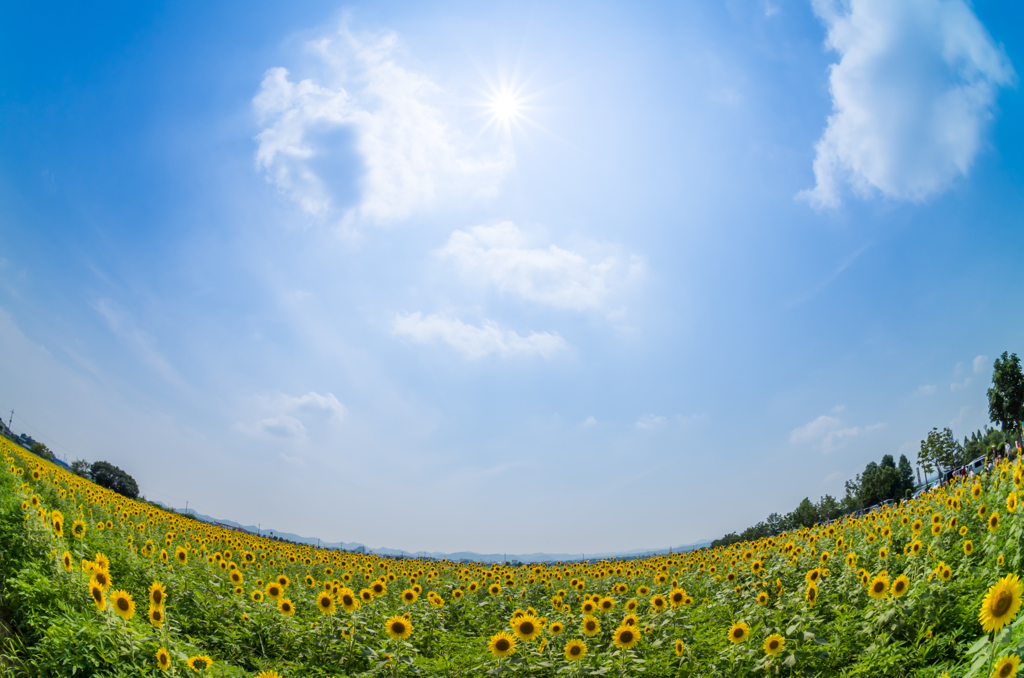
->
1, 0, 1021, 554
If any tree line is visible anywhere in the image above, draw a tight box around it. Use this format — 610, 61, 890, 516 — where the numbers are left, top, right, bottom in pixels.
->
711, 351, 1024, 549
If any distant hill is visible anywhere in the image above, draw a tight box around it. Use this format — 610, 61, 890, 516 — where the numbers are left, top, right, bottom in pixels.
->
150, 502, 711, 563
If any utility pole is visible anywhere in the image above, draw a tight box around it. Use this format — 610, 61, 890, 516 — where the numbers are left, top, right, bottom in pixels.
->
8, 410, 12, 428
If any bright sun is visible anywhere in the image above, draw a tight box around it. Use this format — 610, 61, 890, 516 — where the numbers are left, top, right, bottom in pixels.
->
490, 90, 522, 122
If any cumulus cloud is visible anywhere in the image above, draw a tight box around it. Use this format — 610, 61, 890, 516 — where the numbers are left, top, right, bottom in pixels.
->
800, 0, 1015, 208
392, 312, 567, 360
253, 25, 511, 225
237, 391, 347, 440
437, 222, 642, 312
790, 412, 884, 452
973, 354, 989, 374
915, 384, 937, 396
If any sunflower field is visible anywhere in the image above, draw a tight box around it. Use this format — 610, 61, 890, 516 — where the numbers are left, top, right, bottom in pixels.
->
3, 439, 1024, 678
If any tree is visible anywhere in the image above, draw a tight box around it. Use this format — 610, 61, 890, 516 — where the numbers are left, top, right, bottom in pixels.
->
29, 442, 53, 461
989, 352, 1024, 442
790, 498, 818, 528
70, 459, 92, 478
90, 461, 139, 499
816, 494, 841, 521
858, 461, 900, 506
963, 427, 1006, 462
897, 454, 915, 495
919, 427, 964, 475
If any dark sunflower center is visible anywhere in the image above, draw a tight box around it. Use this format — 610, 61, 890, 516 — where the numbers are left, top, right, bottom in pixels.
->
733, 629, 743, 639
994, 591, 1013, 616
520, 622, 535, 635
392, 622, 406, 634
321, 598, 331, 607
153, 610, 163, 621
1001, 663, 1014, 678
620, 631, 634, 643
117, 597, 130, 611
570, 646, 581, 656
92, 587, 102, 602
195, 659, 207, 670
343, 595, 353, 605
873, 582, 884, 593
496, 639, 510, 651
586, 621, 596, 630
769, 640, 779, 650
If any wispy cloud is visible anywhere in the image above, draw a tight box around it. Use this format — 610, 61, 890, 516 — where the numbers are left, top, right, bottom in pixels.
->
93, 299, 185, 389
789, 412, 884, 453
392, 312, 567, 360
253, 24, 511, 227
973, 355, 989, 375
635, 414, 667, 430
800, 0, 1016, 208
914, 384, 937, 396
236, 391, 347, 441
437, 222, 642, 312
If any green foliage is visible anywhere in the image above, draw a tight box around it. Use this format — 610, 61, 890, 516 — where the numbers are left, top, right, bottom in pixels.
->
919, 428, 966, 475
988, 352, 1024, 439
28, 443, 52, 461
89, 461, 138, 500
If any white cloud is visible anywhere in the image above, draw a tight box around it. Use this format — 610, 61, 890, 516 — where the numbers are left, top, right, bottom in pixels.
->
635, 414, 667, 430
237, 391, 347, 440
951, 405, 970, 428
253, 25, 511, 226
790, 412, 883, 452
831, 404, 846, 413
789, 415, 841, 444
951, 378, 971, 391
800, 0, 1016, 208
915, 384, 937, 396
973, 354, 989, 374
392, 312, 567, 360
581, 416, 597, 428
825, 470, 844, 482
437, 222, 642, 312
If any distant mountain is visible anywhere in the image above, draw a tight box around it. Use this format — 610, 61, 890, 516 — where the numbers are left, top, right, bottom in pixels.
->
151, 502, 711, 563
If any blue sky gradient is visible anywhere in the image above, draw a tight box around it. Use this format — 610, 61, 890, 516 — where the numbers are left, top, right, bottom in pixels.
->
1, 0, 1022, 554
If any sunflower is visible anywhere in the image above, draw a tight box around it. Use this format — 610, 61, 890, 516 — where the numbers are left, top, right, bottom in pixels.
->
71, 520, 86, 539
612, 625, 640, 649
149, 581, 167, 608
148, 605, 165, 628
805, 583, 818, 606
488, 583, 502, 596
938, 563, 953, 582
110, 590, 135, 620
255, 672, 284, 678
581, 600, 596, 614
385, 615, 413, 640
251, 590, 264, 602
186, 655, 213, 671
980, 574, 1024, 633
155, 647, 171, 671
728, 621, 750, 643
965, 540, 975, 555
339, 589, 360, 612
762, 633, 785, 655
581, 615, 601, 636
175, 546, 188, 564
868, 573, 889, 599
564, 639, 587, 661
61, 551, 73, 572
599, 596, 616, 613
805, 568, 821, 584
637, 585, 650, 596
468, 581, 479, 593
277, 598, 295, 616
452, 589, 464, 599
401, 588, 418, 604
990, 511, 1001, 532
488, 631, 517, 658
891, 574, 909, 598
371, 581, 386, 597
265, 582, 284, 600
756, 590, 769, 606
669, 589, 686, 608
90, 569, 111, 592
674, 639, 686, 657
512, 614, 543, 641
359, 588, 373, 603
230, 571, 244, 585
316, 591, 336, 615
276, 574, 290, 588
650, 594, 667, 613
993, 654, 1021, 678
89, 583, 106, 611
